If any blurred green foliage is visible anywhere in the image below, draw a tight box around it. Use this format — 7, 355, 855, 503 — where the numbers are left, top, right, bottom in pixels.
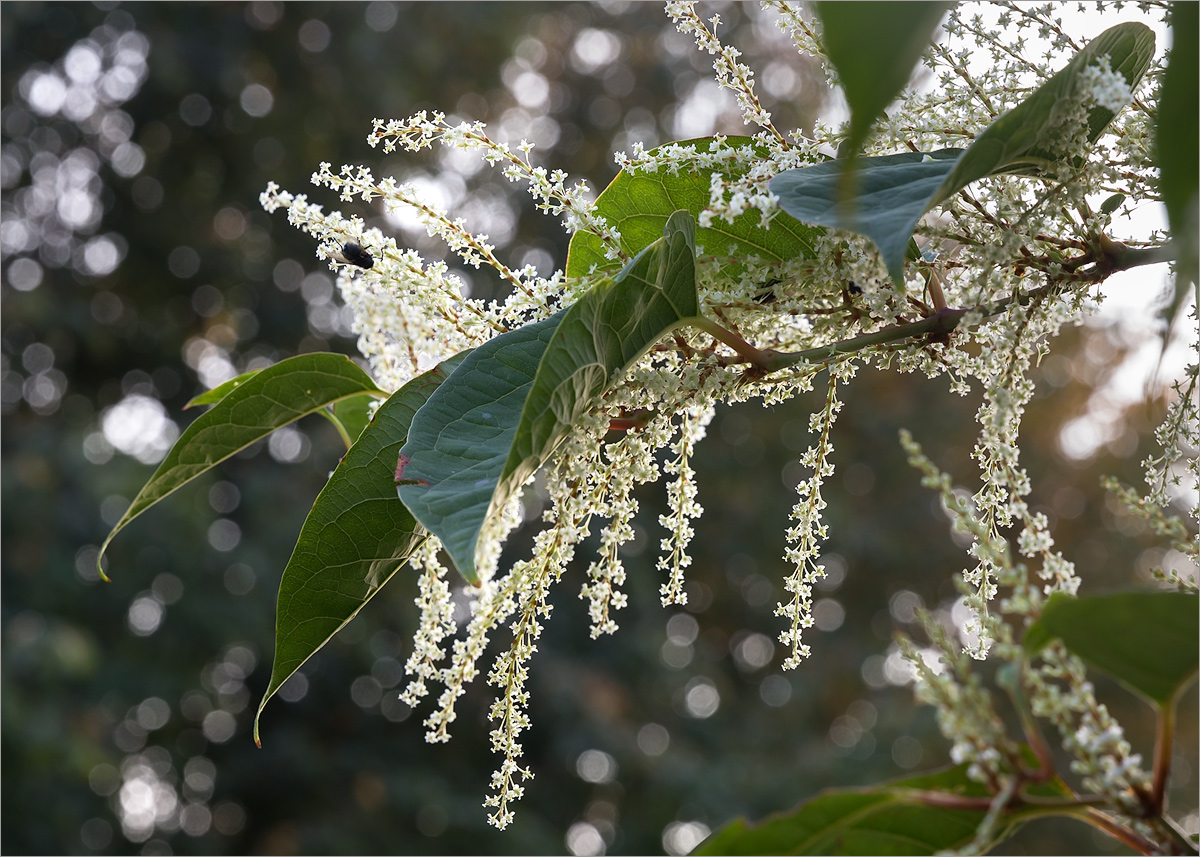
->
2, 3, 1193, 855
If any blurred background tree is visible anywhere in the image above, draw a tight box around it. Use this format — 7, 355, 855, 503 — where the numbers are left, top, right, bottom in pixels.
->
2, 2, 1194, 854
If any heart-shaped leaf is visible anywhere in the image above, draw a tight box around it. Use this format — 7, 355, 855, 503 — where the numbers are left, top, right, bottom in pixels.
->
253, 355, 466, 745
567, 136, 820, 278
771, 22, 1155, 282
400, 211, 700, 583
97, 353, 383, 576
1024, 591, 1199, 707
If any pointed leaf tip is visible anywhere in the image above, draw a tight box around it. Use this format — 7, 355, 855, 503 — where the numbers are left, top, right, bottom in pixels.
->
771, 22, 1155, 284
253, 355, 467, 740
815, 1, 953, 161
95, 353, 381, 577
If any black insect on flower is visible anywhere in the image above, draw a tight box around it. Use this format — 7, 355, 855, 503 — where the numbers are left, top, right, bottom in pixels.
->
338, 241, 374, 269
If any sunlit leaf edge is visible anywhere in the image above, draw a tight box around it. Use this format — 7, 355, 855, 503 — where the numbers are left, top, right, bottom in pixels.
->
566, 135, 821, 279
97, 352, 381, 576
184, 369, 264, 409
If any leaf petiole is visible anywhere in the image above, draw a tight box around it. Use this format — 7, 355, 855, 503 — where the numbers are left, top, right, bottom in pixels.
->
685, 316, 774, 370
316, 407, 354, 450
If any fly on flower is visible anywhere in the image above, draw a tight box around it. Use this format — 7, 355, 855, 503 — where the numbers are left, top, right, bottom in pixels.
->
336, 241, 375, 269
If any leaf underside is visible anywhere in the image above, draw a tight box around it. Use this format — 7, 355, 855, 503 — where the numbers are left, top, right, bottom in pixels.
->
399, 211, 701, 583
254, 354, 467, 744
771, 149, 964, 284
770, 21, 1155, 282
395, 312, 565, 584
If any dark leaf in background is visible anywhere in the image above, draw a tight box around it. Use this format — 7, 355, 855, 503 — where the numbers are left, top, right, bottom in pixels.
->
1156, 1, 1199, 324
696, 760, 1073, 855
1025, 591, 1199, 707
814, 1, 953, 158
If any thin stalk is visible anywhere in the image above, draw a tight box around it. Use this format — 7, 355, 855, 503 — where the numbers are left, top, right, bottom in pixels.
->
317, 407, 354, 450
900, 789, 996, 811
1152, 697, 1175, 812
683, 242, 1171, 377
1015, 793, 1109, 809
685, 315, 774, 368
766, 305, 972, 371
1072, 807, 1161, 855
1106, 240, 1177, 271
1157, 813, 1200, 855
997, 662, 1055, 779
1067, 805, 1199, 856
927, 266, 949, 312
964, 776, 1021, 854
607, 409, 655, 431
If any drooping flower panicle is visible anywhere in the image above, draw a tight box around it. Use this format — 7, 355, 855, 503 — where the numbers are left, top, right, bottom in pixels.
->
259, 2, 1194, 840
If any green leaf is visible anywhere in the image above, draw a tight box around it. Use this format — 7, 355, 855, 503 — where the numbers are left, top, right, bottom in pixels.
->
566, 136, 821, 279
395, 312, 563, 585
935, 21, 1155, 199
509, 210, 698, 502
770, 22, 1155, 282
184, 369, 263, 409
97, 353, 382, 576
1156, 2, 1199, 320
400, 211, 701, 583
815, 2, 953, 160
254, 355, 465, 745
695, 763, 1065, 855
771, 149, 964, 285
1100, 192, 1125, 215
1024, 591, 1199, 707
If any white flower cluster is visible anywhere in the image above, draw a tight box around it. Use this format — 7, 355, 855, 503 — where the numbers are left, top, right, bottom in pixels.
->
777, 365, 840, 668
900, 626, 1018, 789
259, 180, 504, 391
370, 112, 627, 265
900, 421, 1188, 850
1104, 355, 1199, 589
258, 0, 1192, 839
657, 406, 710, 606
665, 1, 783, 141
1027, 644, 1154, 817
1077, 55, 1134, 114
